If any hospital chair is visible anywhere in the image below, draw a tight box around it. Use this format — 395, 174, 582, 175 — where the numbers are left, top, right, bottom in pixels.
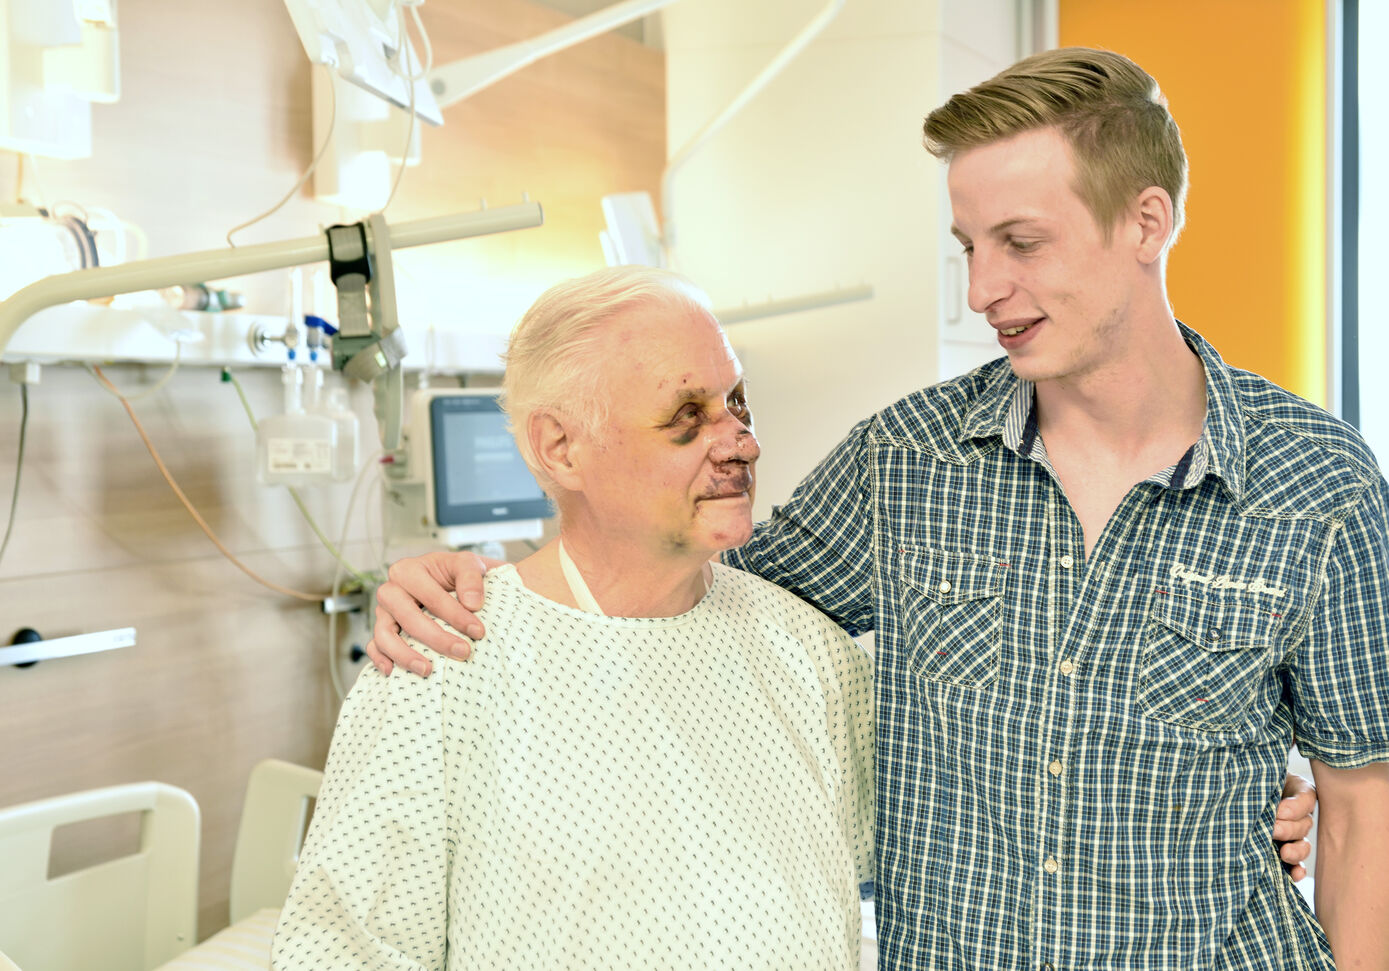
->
0, 781, 200, 971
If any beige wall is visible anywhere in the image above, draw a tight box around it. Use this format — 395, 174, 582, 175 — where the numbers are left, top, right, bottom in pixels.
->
661, 0, 952, 516
0, 0, 663, 939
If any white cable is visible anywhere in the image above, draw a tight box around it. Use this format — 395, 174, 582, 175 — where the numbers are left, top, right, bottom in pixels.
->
379, 3, 421, 215
226, 64, 339, 247
403, 4, 434, 80
329, 448, 388, 699
371, 466, 391, 581
85, 341, 183, 401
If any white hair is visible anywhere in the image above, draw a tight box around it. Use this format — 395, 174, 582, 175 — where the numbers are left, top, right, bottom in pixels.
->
501, 265, 714, 493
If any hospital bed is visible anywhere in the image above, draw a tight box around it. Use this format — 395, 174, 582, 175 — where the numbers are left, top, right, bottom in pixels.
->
0, 759, 321, 971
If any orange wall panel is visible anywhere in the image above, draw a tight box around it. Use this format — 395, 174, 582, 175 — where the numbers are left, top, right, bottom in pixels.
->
1060, 0, 1327, 404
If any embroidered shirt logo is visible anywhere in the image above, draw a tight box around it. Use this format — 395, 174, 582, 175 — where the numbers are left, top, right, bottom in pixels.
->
1170, 563, 1287, 598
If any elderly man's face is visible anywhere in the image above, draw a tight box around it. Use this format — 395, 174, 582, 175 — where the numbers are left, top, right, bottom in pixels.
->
581, 302, 759, 560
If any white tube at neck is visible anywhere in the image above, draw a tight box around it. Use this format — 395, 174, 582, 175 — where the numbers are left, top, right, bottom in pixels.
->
557, 538, 606, 615
555, 537, 712, 617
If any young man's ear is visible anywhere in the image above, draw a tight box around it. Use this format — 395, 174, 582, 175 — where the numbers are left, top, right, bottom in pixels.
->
1132, 185, 1175, 264
528, 409, 584, 492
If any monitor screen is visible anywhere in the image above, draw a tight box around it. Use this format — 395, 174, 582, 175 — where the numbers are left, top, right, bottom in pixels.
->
429, 393, 551, 528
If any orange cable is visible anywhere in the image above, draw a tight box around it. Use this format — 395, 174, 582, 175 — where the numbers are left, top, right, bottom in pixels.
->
92, 366, 327, 602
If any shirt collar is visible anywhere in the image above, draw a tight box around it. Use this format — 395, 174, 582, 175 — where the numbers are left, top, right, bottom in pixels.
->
1182, 322, 1246, 501
953, 323, 1246, 500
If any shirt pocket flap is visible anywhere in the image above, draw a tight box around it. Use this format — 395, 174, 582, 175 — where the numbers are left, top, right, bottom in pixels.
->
1140, 592, 1286, 731
900, 548, 1007, 605
1149, 592, 1283, 653
899, 548, 1007, 689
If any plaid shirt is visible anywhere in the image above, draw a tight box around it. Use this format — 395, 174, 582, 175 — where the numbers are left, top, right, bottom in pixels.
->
727, 325, 1389, 970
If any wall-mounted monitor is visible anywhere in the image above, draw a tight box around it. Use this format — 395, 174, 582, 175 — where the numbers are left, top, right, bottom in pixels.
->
404, 388, 551, 547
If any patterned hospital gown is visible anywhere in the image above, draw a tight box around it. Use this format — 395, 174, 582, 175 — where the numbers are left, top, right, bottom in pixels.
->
272, 562, 875, 970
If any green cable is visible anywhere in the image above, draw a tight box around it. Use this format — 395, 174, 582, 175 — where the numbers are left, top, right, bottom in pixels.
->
222, 368, 375, 587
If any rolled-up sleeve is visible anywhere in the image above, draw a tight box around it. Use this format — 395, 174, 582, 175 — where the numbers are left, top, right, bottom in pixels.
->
1292, 475, 1389, 768
272, 654, 450, 970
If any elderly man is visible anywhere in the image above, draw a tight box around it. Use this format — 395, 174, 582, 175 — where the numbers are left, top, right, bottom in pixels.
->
369, 48, 1357, 970
271, 266, 874, 970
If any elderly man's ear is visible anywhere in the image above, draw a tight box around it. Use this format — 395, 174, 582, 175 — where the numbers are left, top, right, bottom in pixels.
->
528, 409, 585, 492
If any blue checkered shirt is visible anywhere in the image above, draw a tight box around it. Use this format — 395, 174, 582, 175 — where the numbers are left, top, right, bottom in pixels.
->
726, 325, 1389, 969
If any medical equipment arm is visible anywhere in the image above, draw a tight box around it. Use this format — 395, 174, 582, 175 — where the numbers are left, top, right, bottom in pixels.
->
0, 204, 543, 357
428, 0, 678, 108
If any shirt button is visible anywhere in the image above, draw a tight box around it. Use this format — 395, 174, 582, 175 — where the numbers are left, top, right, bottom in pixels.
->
1059, 554, 1074, 569
1059, 659, 1075, 676
1048, 760, 1063, 776
938, 580, 952, 594
1044, 857, 1059, 874
1207, 627, 1222, 642
1042, 965, 1055, 971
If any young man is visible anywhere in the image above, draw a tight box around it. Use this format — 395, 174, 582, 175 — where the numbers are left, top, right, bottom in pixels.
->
373, 49, 1371, 968
274, 268, 874, 969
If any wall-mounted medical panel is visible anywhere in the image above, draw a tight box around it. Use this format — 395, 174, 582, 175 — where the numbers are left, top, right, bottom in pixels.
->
1, 302, 509, 374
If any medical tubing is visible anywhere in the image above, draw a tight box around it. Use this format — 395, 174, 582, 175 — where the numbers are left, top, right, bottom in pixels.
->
91, 365, 327, 602
86, 341, 183, 401
380, 5, 419, 215
226, 64, 339, 248
222, 369, 372, 586
0, 384, 28, 567
396, 4, 434, 82
329, 448, 389, 699
408, 4, 434, 77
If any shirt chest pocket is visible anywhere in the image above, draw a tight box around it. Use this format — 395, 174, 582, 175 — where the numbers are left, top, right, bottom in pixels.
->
900, 549, 1006, 689
1138, 592, 1287, 732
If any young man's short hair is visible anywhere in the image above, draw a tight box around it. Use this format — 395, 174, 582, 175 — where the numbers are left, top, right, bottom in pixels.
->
923, 47, 1188, 244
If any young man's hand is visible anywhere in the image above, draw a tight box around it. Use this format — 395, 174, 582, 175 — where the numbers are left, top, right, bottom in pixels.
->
365, 551, 501, 676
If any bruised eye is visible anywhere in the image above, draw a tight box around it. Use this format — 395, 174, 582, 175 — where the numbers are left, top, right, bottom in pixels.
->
671, 403, 701, 424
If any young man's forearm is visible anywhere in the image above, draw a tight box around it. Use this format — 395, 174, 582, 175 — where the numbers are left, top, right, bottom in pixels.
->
1312, 761, 1389, 968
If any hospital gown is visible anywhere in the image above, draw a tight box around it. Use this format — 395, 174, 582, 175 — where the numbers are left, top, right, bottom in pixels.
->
271, 562, 875, 970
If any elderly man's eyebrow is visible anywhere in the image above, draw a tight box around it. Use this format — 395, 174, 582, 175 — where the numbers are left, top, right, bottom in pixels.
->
670, 378, 746, 402
657, 382, 746, 418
